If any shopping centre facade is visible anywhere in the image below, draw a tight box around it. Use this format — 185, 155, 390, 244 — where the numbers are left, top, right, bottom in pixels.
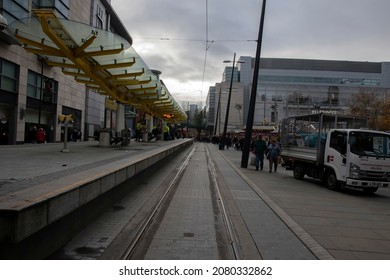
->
207, 57, 390, 135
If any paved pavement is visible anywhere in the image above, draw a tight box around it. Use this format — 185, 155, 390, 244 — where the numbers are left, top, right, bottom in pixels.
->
220, 146, 390, 260
209, 144, 323, 260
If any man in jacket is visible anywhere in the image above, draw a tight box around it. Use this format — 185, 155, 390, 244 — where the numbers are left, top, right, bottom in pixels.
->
252, 135, 267, 171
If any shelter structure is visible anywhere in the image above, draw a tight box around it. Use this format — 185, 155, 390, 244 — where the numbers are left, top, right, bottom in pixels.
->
8, 9, 186, 123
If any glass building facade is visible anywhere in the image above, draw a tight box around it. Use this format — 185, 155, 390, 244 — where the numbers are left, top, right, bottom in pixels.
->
239, 57, 390, 126
207, 57, 390, 135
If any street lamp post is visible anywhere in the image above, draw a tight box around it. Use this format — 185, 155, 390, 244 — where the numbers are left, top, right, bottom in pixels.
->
221, 53, 244, 149
214, 87, 222, 136
38, 57, 44, 126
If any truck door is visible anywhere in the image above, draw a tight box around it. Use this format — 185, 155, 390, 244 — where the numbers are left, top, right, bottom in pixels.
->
325, 130, 347, 180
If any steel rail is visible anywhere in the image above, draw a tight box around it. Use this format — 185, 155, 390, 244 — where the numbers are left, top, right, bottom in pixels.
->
205, 145, 241, 260
120, 145, 196, 259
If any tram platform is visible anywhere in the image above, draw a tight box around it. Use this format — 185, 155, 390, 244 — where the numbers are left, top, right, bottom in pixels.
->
0, 138, 193, 258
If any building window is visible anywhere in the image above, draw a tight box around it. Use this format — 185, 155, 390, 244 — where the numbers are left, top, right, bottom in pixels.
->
0, 59, 18, 93
32, 0, 69, 19
27, 70, 57, 103
271, 111, 278, 123
1, 0, 29, 24
27, 70, 42, 99
96, 5, 104, 29
259, 75, 380, 86
105, 10, 110, 30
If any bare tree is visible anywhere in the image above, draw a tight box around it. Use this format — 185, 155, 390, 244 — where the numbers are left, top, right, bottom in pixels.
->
348, 89, 383, 129
377, 97, 390, 131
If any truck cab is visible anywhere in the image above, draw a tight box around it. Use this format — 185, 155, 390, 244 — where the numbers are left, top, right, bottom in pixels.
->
325, 129, 390, 192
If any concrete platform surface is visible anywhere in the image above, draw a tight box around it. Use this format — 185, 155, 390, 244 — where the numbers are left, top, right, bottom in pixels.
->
0, 139, 193, 249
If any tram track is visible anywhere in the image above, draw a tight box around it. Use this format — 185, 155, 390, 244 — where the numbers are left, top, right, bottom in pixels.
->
120, 145, 196, 259
120, 143, 244, 260
205, 144, 242, 260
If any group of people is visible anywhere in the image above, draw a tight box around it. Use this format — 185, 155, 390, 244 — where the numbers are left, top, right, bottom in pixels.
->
135, 121, 185, 142
211, 135, 244, 150
163, 124, 186, 141
28, 126, 46, 144
212, 133, 281, 173
251, 135, 281, 173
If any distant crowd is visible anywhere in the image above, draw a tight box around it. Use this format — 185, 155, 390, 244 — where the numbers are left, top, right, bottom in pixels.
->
208, 134, 282, 173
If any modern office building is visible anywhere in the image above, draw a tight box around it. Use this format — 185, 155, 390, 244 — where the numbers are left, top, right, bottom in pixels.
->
206, 66, 244, 136
207, 57, 390, 135
188, 103, 199, 126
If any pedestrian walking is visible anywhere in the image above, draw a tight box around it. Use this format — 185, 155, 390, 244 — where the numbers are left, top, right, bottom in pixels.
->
163, 124, 170, 141
29, 126, 37, 143
251, 135, 267, 171
225, 135, 232, 149
267, 139, 281, 173
36, 127, 46, 144
135, 121, 142, 141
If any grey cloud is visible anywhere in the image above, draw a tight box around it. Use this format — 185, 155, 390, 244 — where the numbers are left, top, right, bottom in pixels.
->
112, 0, 390, 103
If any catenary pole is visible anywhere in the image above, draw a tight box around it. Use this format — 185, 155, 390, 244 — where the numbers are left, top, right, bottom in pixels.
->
241, 0, 267, 168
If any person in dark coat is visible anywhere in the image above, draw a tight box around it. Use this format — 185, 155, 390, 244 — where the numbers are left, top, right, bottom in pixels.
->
251, 135, 268, 171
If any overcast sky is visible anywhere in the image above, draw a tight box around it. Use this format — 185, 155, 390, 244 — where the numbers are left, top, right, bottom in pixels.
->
111, 0, 390, 107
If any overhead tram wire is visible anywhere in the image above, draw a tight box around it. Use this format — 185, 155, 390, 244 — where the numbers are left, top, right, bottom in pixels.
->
199, 0, 210, 106
131, 0, 255, 107
134, 37, 256, 43
200, 39, 213, 105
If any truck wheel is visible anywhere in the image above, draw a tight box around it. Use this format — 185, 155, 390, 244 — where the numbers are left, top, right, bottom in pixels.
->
293, 163, 305, 179
325, 171, 339, 190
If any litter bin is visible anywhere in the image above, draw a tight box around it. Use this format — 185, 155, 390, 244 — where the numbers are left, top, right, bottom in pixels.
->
121, 129, 130, 146
99, 131, 110, 147
142, 132, 148, 142
219, 143, 224, 150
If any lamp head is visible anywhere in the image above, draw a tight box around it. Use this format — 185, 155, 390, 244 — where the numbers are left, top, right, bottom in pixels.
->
223, 60, 245, 64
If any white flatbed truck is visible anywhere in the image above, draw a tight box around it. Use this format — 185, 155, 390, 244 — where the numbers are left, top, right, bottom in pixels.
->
280, 113, 390, 193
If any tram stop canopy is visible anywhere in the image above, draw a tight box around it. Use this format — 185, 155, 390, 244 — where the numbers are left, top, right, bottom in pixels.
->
8, 9, 187, 122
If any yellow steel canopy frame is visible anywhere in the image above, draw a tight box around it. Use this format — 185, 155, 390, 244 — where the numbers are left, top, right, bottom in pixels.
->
8, 9, 187, 121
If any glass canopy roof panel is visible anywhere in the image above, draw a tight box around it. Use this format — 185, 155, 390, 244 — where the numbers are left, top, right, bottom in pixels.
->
59, 19, 131, 51
94, 47, 158, 82
9, 17, 131, 51
8, 12, 187, 121
8, 17, 59, 50
154, 82, 186, 118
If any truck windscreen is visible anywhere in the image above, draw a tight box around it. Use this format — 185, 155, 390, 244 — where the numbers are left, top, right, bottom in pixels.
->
349, 131, 390, 158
